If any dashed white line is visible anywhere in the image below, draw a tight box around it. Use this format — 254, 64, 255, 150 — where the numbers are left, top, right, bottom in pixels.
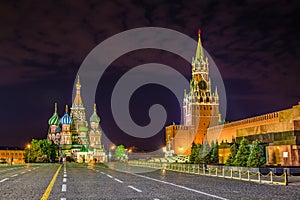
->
128, 185, 142, 193
107, 174, 113, 178
0, 178, 9, 183
114, 178, 123, 183
131, 173, 228, 200
60, 198, 66, 200
11, 174, 18, 177
62, 184, 67, 192
100, 172, 105, 175
154, 198, 160, 200
63, 178, 67, 183
64, 174, 67, 177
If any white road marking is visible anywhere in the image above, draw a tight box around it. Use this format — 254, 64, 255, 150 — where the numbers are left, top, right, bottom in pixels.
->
63, 178, 67, 183
114, 178, 123, 183
62, 184, 67, 192
0, 178, 9, 183
60, 198, 66, 200
154, 198, 160, 200
128, 185, 142, 193
107, 174, 113, 178
64, 174, 67, 177
100, 172, 105, 175
131, 173, 228, 200
21, 172, 25, 174
11, 174, 18, 177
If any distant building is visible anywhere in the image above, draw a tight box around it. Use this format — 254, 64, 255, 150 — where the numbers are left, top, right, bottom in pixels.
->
0, 147, 24, 164
47, 76, 107, 163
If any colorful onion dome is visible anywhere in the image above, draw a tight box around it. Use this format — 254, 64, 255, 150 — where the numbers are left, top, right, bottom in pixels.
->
90, 104, 100, 123
48, 103, 60, 126
60, 105, 72, 124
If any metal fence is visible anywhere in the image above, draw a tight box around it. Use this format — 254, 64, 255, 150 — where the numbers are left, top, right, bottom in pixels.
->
128, 161, 288, 186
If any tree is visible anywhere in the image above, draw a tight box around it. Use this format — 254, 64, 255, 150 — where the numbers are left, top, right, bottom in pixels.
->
233, 137, 250, 167
210, 142, 219, 164
189, 142, 197, 163
200, 142, 211, 164
194, 144, 201, 164
225, 143, 238, 166
247, 140, 265, 167
114, 145, 126, 161
24, 139, 58, 163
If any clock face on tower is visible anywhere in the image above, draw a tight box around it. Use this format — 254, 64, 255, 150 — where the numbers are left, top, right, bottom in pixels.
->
198, 80, 207, 90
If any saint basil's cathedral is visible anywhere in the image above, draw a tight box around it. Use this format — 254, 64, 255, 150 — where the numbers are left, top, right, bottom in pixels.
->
47, 76, 107, 163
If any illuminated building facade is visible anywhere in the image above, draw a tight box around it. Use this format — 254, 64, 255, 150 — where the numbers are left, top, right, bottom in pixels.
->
47, 76, 107, 163
207, 103, 300, 166
0, 147, 25, 164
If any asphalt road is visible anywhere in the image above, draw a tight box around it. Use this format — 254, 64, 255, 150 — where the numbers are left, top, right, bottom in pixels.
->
1, 163, 300, 200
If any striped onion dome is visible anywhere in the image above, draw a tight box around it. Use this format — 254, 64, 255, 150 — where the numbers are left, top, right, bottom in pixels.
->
48, 103, 60, 126
60, 105, 72, 124
90, 104, 100, 123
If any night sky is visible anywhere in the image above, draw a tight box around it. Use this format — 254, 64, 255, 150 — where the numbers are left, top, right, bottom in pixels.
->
1, 0, 299, 150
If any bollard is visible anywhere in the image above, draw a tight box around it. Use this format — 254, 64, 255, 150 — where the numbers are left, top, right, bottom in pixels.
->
258, 172, 261, 183
247, 170, 250, 181
216, 168, 218, 176
222, 168, 225, 177
230, 169, 233, 178
239, 170, 241, 179
284, 169, 288, 186
270, 171, 273, 184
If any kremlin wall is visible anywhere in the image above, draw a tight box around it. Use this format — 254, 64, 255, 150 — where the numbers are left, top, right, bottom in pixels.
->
208, 103, 300, 166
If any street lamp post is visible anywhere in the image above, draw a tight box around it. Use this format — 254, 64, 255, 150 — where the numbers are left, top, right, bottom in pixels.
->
27, 144, 31, 164
109, 145, 115, 162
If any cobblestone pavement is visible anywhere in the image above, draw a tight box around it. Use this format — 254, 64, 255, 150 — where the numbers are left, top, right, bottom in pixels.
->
0, 164, 58, 199
1, 163, 300, 199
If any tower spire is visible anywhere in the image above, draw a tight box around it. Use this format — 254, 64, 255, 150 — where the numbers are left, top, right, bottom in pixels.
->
54, 102, 57, 113
196, 28, 204, 60
73, 75, 83, 106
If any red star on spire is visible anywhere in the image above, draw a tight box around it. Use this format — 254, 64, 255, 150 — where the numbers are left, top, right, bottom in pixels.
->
198, 28, 201, 36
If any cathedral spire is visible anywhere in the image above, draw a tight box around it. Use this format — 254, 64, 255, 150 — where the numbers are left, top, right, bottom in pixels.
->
195, 28, 204, 60
73, 75, 83, 106
54, 102, 57, 112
